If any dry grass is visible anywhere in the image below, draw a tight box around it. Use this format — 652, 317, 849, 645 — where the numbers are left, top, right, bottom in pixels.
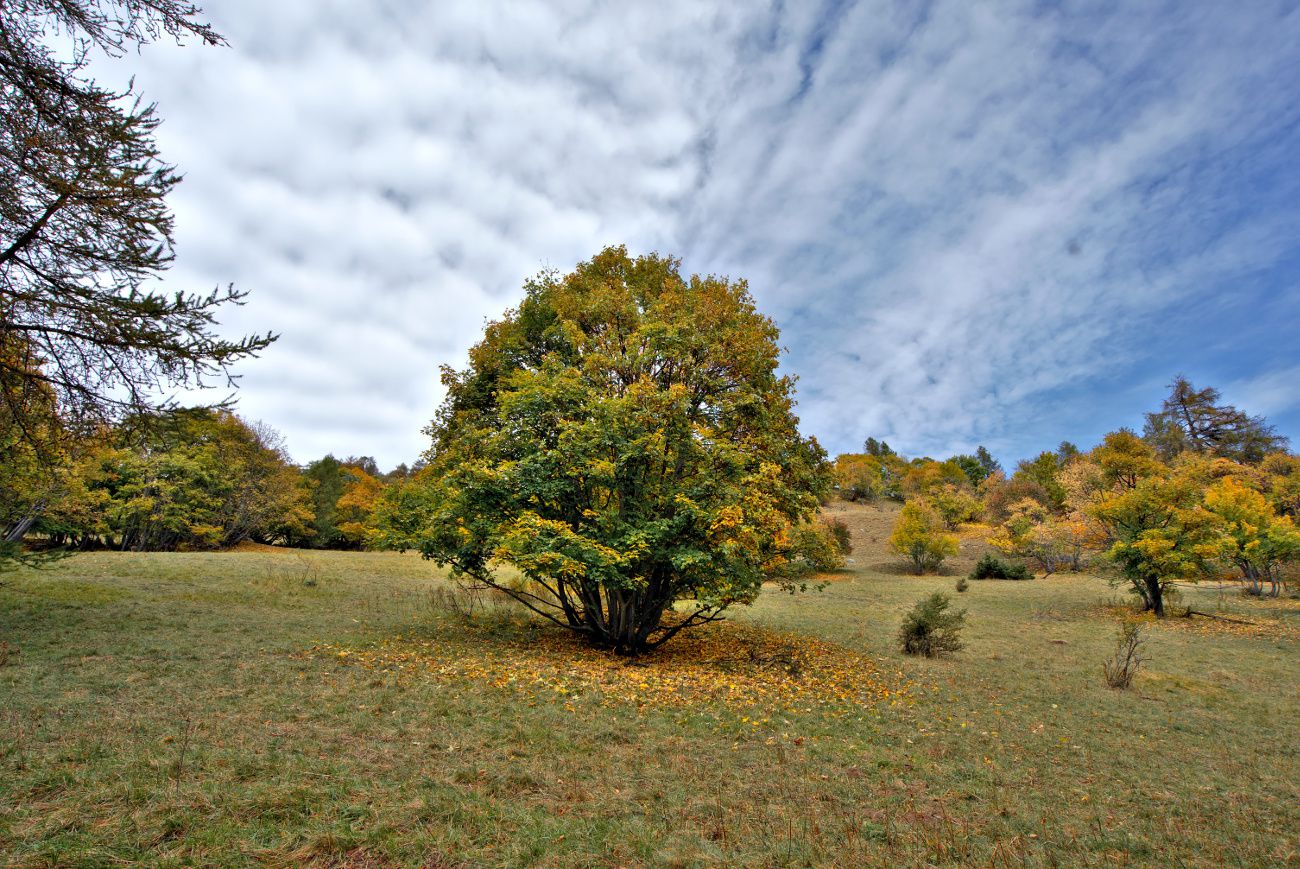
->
1, 503, 1297, 867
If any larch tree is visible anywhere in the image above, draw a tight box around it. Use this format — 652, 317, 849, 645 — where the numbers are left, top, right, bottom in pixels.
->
0, 1, 273, 454
397, 246, 830, 654
1143, 377, 1287, 463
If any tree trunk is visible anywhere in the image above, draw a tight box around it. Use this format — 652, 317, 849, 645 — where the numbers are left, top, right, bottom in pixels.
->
580, 582, 672, 655
4, 514, 40, 543
1264, 566, 1280, 598
1147, 577, 1165, 618
1239, 563, 1262, 596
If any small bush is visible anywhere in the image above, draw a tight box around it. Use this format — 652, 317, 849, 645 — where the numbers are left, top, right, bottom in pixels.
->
898, 592, 966, 657
955, 575, 969, 593
969, 553, 1032, 581
822, 517, 853, 555
1103, 620, 1146, 689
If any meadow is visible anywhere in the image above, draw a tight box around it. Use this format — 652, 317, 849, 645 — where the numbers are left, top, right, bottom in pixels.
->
1, 502, 1296, 867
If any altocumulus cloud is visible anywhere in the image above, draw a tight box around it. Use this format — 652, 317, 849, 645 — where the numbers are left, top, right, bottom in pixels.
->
104, 0, 1300, 467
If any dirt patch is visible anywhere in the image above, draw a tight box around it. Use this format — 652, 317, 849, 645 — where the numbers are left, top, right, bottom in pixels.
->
226, 540, 287, 553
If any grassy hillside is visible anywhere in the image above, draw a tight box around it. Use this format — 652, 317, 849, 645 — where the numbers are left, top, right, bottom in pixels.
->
1, 503, 1296, 867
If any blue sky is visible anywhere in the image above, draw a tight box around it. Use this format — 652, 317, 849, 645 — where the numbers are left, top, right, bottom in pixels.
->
105, 0, 1300, 468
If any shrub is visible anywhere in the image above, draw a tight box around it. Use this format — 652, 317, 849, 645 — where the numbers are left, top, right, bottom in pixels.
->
770, 519, 847, 579
822, 516, 853, 555
1103, 620, 1147, 689
969, 553, 1032, 581
955, 575, 969, 593
988, 499, 1091, 574
898, 592, 966, 657
889, 501, 959, 574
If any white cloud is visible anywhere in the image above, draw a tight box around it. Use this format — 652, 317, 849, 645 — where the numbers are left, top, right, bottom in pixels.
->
1228, 366, 1300, 419
84, 0, 1300, 466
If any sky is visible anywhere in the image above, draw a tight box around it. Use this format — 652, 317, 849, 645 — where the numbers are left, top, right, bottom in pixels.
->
99, 0, 1300, 469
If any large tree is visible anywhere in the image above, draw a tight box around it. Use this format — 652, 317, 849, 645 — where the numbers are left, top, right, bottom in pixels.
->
1089, 463, 1220, 617
1143, 377, 1286, 464
398, 247, 829, 653
0, 1, 273, 441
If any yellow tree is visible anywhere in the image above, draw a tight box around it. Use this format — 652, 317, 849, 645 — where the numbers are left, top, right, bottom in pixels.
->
929, 482, 983, 530
1203, 476, 1300, 597
335, 465, 384, 548
1092, 429, 1165, 491
1260, 453, 1300, 519
1089, 467, 1221, 617
833, 453, 886, 502
901, 458, 969, 500
889, 500, 958, 574
393, 247, 830, 653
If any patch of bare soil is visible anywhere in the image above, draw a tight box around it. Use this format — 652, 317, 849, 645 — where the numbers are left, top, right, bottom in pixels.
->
225, 540, 286, 553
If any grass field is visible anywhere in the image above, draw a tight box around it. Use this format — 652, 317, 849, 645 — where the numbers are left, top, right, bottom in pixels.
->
2, 502, 1297, 867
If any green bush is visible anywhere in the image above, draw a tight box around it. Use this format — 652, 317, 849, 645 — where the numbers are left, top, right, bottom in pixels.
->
822, 517, 852, 555
769, 519, 846, 580
955, 575, 969, 593
898, 592, 966, 657
969, 553, 1032, 581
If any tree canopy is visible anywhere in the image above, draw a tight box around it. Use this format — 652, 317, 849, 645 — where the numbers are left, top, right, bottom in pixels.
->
1143, 376, 1287, 463
390, 246, 830, 653
0, 0, 272, 444
81, 408, 310, 551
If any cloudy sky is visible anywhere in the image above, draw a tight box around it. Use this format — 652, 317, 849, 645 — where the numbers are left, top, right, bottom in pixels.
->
106, 0, 1300, 469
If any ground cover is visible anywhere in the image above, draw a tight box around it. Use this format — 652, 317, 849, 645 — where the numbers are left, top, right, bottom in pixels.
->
1, 503, 1296, 866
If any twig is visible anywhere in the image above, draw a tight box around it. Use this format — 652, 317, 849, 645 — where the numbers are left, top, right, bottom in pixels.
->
172, 716, 195, 795
1181, 608, 1256, 626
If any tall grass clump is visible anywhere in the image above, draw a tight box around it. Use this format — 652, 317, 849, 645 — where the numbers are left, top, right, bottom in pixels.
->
1103, 620, 1147, 689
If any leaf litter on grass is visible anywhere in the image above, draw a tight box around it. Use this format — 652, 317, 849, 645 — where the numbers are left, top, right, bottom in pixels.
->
300, 620, 914, 716
1095, 599, 1299, 640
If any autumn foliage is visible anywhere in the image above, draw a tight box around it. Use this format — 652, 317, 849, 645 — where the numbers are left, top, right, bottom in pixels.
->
388, 247, 831, 653
889, 500, 958, 574
837, 379, 1297, 614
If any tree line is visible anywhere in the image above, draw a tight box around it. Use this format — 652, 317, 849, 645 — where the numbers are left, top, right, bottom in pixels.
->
0, 401, 415, 555
845, 377, 1298, 616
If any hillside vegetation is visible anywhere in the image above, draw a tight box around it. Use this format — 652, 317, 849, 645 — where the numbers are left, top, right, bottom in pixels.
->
2, 502, 1296, 867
